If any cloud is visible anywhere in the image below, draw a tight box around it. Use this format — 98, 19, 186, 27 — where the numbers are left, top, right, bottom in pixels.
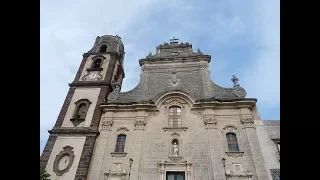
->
40, 0, 279, 154
40, 0, 167, 153
241, 0, 280, 107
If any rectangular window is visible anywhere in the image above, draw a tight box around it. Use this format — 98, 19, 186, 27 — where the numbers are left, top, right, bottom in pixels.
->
166, 171, 185, 180
168, 107, 182, 128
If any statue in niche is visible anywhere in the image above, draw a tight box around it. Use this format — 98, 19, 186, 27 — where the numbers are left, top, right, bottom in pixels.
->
173, 142, 179, 157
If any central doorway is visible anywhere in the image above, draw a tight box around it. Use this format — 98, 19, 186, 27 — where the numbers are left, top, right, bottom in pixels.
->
166, 171, 185, 180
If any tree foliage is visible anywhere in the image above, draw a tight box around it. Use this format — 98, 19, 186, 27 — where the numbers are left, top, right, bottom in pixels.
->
40, 168, 51, 180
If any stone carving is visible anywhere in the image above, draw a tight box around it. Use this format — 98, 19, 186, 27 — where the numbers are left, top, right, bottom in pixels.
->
190, 110, 202, 117
171, 132, 180, 137
231, 75, 247, 98
105, 163, 127, 179
111, 152, 127, 158
111, 73, 123, 89
173, 142, 179, 156
108, 85, 120, 101
53, 146, 75, 176
240, 116, 254, 128
233, 86, 247, 98
203, 114, 217, 129
270, 169, 280, 180
163, 98, 187, 107
168, 156, 183, 162
134, 119, 147, 130
197, 48, 203, 55
225, 152, 244, 158
158, 156, 192, 180
116, 127, 129, 133
223, 124, 237, 133
102, 120, 113, 130
169, 72, 180, 85
148, 112, 159, 121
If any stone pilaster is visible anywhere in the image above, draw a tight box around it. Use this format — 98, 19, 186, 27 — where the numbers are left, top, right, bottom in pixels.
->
240, 108, 269, 180
133, 111, 147, 180
87, 113, 114, 180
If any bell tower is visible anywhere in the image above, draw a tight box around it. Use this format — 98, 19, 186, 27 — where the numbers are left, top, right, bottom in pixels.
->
40, 35, 125, 180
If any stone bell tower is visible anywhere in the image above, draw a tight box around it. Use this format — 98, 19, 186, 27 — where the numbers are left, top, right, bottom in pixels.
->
40, 35, 125, 180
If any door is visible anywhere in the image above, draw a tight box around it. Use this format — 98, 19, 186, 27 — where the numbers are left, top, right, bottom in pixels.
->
166, 171, 185, 180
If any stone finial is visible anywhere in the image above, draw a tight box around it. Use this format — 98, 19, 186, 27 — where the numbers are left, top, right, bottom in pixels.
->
231, 75, 239, 86
147, 51, 152, 57
197, 48, 203, 55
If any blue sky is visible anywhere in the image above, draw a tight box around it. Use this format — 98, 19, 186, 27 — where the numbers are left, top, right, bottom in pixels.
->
40, 0, 279, 154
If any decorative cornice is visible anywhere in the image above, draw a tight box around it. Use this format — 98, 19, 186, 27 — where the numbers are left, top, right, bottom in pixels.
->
110, 152, 127, 158
101, 103, 157, 112
87, 67, 103, 72
139, 55, 211, 66
196, 98, 257, 103
226, 170, 253, 177
83, 51, 120, 57
69, 81, 112, 88
105, 169, 127, 177
102, 98, 257, 108
48, 127, 99, 136
163, 127, 188, 132
225, 152, 244, 158
168, 156, 183, 162
162, 98, 187, 107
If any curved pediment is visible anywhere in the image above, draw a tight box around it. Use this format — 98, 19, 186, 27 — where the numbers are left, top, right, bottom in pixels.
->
107, 39, 249, 105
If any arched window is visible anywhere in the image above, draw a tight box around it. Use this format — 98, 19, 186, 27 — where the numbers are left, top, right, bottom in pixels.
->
226, 133, 239, 152
115, 135, 126, 152
168, 106, 182, 128
75, 103, 87, 119
99, 45, 107, 52
70, 99, 91, 126
92, 59, 102, 69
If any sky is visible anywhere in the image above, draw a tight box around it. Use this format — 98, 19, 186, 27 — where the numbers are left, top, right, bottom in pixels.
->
40, 0, 280, 154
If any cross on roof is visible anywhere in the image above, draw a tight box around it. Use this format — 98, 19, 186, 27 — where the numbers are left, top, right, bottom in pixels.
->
231, 75, 239, 85
170, 36, 179, 42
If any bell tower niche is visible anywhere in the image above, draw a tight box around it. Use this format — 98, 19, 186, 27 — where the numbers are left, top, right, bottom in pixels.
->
76, 35, 125, 90
40, 35, 125, 180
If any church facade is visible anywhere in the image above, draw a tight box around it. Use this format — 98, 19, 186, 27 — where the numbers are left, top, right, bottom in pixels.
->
40, 35, 280, 180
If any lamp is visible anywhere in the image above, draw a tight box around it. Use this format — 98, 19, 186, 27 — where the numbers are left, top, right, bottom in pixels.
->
221, 158, 227, 180
221, 158, 226, 167
128, 158, 133, 180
